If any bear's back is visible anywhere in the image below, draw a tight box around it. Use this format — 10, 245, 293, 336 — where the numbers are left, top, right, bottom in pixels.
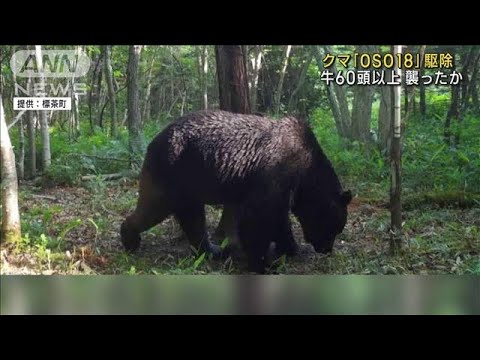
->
162, 111, 311, 178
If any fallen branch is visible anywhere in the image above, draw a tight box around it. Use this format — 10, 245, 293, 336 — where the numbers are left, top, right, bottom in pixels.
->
7, 110, 27, 130
31, 194, 57, 201
101, 203, 120, 217
81, 173, 123, 181
66, 152, 129, 162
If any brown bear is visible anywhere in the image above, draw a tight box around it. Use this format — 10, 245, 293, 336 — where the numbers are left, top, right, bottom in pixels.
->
120, 110, 352, 273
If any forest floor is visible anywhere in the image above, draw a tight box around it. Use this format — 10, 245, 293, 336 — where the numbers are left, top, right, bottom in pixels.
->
1, 178, 479, 275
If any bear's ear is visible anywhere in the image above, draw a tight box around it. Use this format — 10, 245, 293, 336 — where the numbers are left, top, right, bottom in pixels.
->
341, 190, 353, 205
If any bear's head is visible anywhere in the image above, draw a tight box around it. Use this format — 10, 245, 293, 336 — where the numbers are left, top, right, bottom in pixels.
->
120, 219, 141, 252
293, 189, 352, 254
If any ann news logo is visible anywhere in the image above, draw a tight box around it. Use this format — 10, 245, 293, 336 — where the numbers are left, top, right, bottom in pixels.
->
10, 50, 90, 78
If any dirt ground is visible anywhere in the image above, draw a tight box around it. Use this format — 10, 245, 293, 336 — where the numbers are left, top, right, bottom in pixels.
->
1, 181, 478, 275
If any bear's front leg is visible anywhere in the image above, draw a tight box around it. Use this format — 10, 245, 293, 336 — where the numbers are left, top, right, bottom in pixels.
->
174, 203, 223, 259
273, 212, 298, 257
237, 208, 275, 274
121, 205, 171, 252
212, 204, 245, 261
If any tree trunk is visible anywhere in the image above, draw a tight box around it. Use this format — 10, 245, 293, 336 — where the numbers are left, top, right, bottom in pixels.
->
197, 48, 203, 109
12, 51, 25, 180
418, 46, 427, 120
71, 90, 80, 138
35, 45, 51, 170
390, 45, 403, 254
94, 49, 105, 129
10, 46, 23, 180
68, 46, 82, 140
250, 45, 263, 112
404, 85, 408, 115
180, 89, 186, 116
200, 45, 208, 110
0, 47, 3, 95
462, 48, 480, 112
127, 45, 145, 169
287, 54, 312, 113
196, 46, 209, 111
419, 81, 426, 120
404, 47, 421, 122
324, 45, 351, 138
17, 119, 25, 180
378, 66, 393, 153
274, 45, 292, 116
351, 84, 375, 142
455, 47, 479, 146
215, 45, 251, 114
121, 108, 128, 128
142, 52, 156, 121
170, 47, 175, 115
444, 47, 461, 145
88, 49, 103, 132
351, 45, 375, 142
104, 45, 118, 137
459, 47, 476, 111
1, 97, 21, 243
27, 108, 37, 178
313, 46, 351, 138
404, 45, 409, 116
468, 52, 480, 114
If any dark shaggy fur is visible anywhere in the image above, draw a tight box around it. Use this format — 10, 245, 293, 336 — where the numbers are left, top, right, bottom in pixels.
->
121, 110, 352, 273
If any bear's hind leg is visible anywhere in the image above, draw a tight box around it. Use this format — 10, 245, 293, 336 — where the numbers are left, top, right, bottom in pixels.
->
121, 169, 171, 252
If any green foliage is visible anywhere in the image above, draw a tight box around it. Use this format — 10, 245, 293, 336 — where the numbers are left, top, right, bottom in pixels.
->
42, 164, 79, 186
19, 204, 83, 251
310, 108, 388, 198
30, 119, 168, 187
402, 112, 480, 194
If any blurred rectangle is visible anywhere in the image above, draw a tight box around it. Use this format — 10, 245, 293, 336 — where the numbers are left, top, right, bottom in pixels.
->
1, 276, 478, 315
